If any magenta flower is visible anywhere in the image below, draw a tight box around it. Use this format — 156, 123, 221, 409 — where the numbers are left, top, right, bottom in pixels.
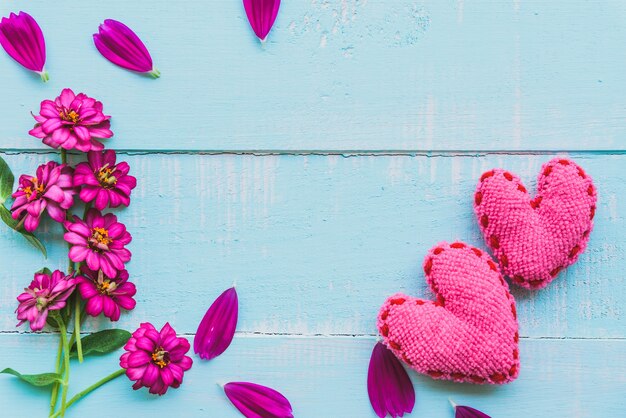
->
0, 12, 48, 81
194, 287, 238, 360
16, 270, 76, 331
450, 400, 492, 418
367, 342, 415, 418
120, 322, 192, 395
76, 265, 136, 322
223, 382, 294, 418
29, 88, 113, 152
74, 150, 137, 211
64, 209, 132, 278
10, 161, 75, 232
243, 0, 281, 42
93, 19, 160, 78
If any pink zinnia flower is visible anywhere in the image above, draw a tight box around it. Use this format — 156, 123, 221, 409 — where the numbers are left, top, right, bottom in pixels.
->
76, 265, 136, 322
243, 0, 281, 42
74, 150, 137, 211
29, 88, 113, 152
10, 161, 75, 232
0, 12, 48, 81
120, 322, 193, 395
64, 209, 132, 278
93, 19, 160, 78
16, 270, 76, 331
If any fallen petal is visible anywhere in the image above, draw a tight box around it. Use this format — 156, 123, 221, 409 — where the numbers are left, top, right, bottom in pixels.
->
194, 287, 238, 360
0, 11, 48, 80
243, 0, 281, 42
368, 342, 415, 418
451, 400, 492, 418
224, 381, 293, 418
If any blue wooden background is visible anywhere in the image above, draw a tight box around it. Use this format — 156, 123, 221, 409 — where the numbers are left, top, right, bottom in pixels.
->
1, 1, 625, 417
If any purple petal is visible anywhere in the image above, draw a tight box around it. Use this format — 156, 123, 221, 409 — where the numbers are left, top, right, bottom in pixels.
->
367, 342, 415, 418
224, 382, 293, 418
0, 11, 46, 72
194, 287, 238, 360
93, 19, 154, 73
243, 0, 281, 41
455, 405, 492, 418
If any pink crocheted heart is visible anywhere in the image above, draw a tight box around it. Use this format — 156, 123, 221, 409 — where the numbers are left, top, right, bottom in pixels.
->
377, 242, 519, 385
474, 158, 596, 289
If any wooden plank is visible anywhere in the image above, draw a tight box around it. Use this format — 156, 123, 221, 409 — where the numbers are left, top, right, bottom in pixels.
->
0, 152, 623, 337
1, 1, 625, 151
0, 334, 623, 417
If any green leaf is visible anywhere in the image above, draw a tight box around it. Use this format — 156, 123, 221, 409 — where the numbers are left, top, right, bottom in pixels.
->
36, 267, 53, 275
0, 368, 62, 386
0, 205, 47, 257
71, 329, 131, 357
0, 155, 14, 204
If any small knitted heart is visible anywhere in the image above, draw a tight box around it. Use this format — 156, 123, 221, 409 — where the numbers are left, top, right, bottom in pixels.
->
474, 158, 596, 289
377, 242, 519, 385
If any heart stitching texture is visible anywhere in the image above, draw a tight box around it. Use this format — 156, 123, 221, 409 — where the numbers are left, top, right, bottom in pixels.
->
377, 242, 520, 385
474, 158, 597, 289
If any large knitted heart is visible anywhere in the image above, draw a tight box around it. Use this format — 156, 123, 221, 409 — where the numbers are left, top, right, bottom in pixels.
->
377, 242, 519, 385
474, 158, 596, 289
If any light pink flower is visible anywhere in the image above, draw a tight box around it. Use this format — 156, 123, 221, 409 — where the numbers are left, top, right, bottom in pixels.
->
16, 270, 76, 331
76, 265, 136, 322
64, 209, 132, 278
29, 88, 113, 152
10, 161, 75, 232
74, 150, 137, 211
0, 12, 48, 81
120, 322, 193, 395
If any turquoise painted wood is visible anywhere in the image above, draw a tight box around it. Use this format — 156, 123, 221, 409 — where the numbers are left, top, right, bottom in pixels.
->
1, 1, 625, 151
0, 1, 625, 418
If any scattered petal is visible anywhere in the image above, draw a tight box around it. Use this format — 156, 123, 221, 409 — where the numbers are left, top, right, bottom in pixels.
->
451, 399, 492, 418
93, 19, 159, 77
368, 342, 415, 418
223, 381, 293, 418
0, 11, 48, 80
243, 0, 281, 42
194, 287, 238, 360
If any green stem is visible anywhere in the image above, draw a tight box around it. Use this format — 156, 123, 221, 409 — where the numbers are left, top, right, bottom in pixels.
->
73, 296, 83, 363
50, 369, 125, 418
58, 320, 70, 417
49, 336, 63, 416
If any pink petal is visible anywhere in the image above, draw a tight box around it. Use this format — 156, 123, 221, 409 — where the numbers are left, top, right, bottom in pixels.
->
224, 382, 293, 418
194, 287, 238, 360
93, 19, 154, 73
243, 0, 281, 41
367, 342, 415, 418
454, 404, 492, 418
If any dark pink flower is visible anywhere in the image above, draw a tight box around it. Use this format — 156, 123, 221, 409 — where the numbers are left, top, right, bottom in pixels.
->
224, 382, 293, 418
194, 287, 238, 360
29, 88, 113, 152
10, 161, 75, 232
0, 12, 48, 81
64, 209, 132, 278
120, 322, 192, 395
16, 270, 76, 331
243, 0, 281, 42
93, 19, 160, 77
76, 265, 136, 322
368, 342, 415, 418
74, 150, 137, 211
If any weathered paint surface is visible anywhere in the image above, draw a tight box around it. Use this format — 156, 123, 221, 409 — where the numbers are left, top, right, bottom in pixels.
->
0, 0, 624, 417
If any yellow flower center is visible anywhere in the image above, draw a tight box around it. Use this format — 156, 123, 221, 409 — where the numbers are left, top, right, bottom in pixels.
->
22, 178, 45, 199
60, 109, 80, 123
89, 227, 113, 250
151, 348, 170, 368
95, 270, 118, 294
96, 164, 117, 188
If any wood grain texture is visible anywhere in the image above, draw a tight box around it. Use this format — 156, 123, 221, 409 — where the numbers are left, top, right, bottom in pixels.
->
0, 334, 623, 418
0, 152, 623, 339
0, 0, 625, 151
